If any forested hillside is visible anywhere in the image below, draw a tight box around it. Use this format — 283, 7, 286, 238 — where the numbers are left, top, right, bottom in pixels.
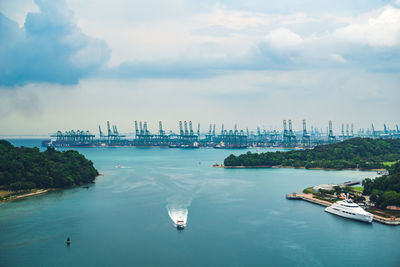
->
224, 138, 400, 170
363, 162, 400, 208
0, 140, 98, 190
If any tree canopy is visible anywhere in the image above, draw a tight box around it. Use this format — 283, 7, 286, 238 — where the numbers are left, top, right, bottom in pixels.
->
362, 162, 400, 208
0, 140, 98, 190
224, 138, 400, 170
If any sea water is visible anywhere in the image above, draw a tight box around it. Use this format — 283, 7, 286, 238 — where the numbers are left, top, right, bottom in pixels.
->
1, 139, 399, 267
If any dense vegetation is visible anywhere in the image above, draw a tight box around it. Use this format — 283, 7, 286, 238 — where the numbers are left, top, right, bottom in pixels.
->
363, 162, 400, 208
0, 140, 98, 190
224, 138, 400, 170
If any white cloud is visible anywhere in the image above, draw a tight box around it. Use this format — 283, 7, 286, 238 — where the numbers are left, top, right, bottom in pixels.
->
4, 0, 400, 69
334, 6, 400, 47
51, 1, 400, 71
197, 4, 271, 31
263, 28, 303, 49
69, 3, 315, 66
330, 53, 347, 63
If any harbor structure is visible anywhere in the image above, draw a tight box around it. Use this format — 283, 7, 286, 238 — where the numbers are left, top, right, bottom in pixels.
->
42, 120, 400, 148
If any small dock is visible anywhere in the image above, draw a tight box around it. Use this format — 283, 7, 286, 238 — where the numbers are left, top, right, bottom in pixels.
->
286, 193, 400, 225
295, 193, 332, 207
285, 192, 302, 200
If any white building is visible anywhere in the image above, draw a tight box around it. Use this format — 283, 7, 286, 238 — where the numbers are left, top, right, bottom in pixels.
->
312, 184, 335, 193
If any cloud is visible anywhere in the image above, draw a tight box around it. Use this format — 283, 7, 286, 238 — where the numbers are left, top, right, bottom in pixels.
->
254, 5, 400, 71
198, 4, 271, 31
263, 28, 303, 49
106, 3, 400, 78
0, 85, 42, 118
330, 54, 347, 63
1, 70, 399, 135
334, 6, 400, 47
2, 0, 399, 86
0, 0, 110, 86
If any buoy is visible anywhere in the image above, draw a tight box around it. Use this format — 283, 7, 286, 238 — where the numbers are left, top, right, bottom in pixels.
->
66, 237, 71, 246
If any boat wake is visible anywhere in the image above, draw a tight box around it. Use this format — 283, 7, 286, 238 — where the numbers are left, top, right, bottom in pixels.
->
167, 207, 188, 228
167, 194, 191, 228
115, 165, 132, 169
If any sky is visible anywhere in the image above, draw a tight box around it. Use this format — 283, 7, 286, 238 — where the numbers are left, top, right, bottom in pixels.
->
0, 0, 399, 135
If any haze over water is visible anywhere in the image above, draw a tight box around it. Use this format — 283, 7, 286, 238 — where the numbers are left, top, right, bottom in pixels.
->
1, 139, 399, 267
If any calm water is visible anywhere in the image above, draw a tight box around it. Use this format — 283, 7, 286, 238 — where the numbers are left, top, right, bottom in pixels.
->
1, 139, 399, 267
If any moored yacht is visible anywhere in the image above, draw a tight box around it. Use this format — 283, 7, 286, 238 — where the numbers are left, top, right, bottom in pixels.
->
325, 195, 373, 223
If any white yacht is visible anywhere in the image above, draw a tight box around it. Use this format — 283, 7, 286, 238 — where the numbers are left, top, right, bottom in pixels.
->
325, 195, 373, 223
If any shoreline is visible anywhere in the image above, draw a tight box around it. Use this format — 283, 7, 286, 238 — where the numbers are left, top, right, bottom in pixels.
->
14, 188, 59, 201
0, 188, 58, 204
219, 165, 384, 172
0, 173, 100, 204
0, 181, 97, 204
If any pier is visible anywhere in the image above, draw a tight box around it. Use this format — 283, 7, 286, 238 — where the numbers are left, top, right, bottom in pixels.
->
297, 193, 332, 207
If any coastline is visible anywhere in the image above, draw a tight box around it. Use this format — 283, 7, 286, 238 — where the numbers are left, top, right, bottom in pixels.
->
219, 165, 384, 172
0, 182, 98, 204
0, 188, 58, 204
0, 173, 101, 204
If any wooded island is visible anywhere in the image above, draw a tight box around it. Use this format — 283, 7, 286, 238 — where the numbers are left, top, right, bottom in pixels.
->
224, 138, 400, 170
0, 140, 98, 192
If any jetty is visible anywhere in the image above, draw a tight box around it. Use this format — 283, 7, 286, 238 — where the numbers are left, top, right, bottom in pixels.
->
297, 193, 332, 207
287, 193, 400, 225
285, 192, 302, 199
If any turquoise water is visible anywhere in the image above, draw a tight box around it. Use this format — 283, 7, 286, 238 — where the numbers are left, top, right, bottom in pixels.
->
1, 139, 399, 267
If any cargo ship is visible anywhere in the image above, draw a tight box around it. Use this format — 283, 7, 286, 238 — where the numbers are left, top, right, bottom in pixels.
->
42, 140, 98, 148
214, 141, 247, 149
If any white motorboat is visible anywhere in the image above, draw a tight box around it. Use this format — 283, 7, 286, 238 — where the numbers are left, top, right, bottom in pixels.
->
176, 220, 186, 229
168, 207, 188, 229
325, 195, 373, 223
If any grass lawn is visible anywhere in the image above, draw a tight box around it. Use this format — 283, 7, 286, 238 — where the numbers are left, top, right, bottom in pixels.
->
351, 186, 364, 192
383, 161, 398, 167
303, 187, 313, 194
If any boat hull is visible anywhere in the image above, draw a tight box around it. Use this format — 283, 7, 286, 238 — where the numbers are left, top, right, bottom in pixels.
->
176, 224, 186, 229
325, 206, 373, 223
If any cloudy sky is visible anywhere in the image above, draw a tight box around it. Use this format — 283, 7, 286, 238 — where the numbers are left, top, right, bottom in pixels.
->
1, 0, 399, 135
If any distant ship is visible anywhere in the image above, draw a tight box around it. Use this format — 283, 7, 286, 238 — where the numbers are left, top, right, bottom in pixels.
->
42, 140, 96, 148
325, 195, 373, 223
214, 141, 247, 149
168, 142, 199, 149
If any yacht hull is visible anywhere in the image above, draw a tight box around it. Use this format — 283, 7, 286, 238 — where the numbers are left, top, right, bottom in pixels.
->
325, 206, 373, 223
